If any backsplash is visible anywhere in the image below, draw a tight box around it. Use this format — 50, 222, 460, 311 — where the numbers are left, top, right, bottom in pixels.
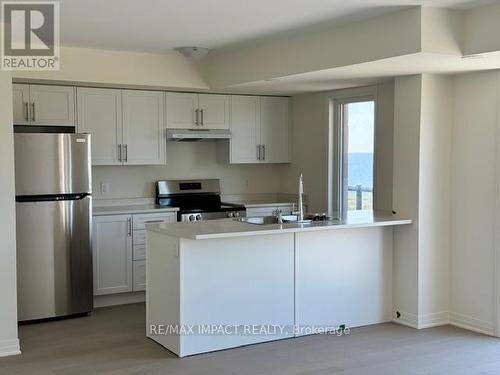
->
92, 141, 285, 200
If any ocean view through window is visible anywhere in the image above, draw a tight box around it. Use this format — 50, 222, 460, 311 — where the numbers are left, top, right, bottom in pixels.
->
342, 100, 375, 211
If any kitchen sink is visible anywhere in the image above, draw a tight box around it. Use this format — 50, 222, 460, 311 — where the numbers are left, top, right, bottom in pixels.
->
237, 216, 280, 225
236, 213, 342, 225
236, 215, 313, 225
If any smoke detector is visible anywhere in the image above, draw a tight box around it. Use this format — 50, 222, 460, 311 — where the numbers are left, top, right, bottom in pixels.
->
174, 47, 210, 59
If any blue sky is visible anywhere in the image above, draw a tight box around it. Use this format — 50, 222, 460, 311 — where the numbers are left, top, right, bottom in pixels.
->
347, 101, 374, 154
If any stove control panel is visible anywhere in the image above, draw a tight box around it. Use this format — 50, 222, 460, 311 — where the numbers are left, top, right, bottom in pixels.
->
181, 210, 246, 222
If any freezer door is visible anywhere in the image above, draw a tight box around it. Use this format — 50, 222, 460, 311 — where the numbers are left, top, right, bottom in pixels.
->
16, 195, 93, 321
14, 133, 91, 196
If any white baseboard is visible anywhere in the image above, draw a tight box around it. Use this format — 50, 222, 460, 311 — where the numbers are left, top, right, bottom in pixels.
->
449, 312, 495, 336
0, 339, 21, 357
392, 310, 418, 329
94, 291, 145, 308
418, 311, 449, 329
394, 310, 495, 336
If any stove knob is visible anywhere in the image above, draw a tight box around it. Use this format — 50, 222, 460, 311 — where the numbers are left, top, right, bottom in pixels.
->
196, 214, 202, 221
234, 212, 240, 218
227, 212, 234, 218
189, 215, 196, 221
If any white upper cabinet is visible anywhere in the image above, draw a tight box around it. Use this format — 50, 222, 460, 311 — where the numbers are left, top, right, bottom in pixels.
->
260, 97, 290, 163
12, 84, 30, 125
166, 92, 230, 130
165, 92, 198, 129
122, 90, 165, 165
229, 96, 260, 163
77, 87, 123, 166
77, 87, 166, 166
12, 84, 75, 126
29, 85, 75, 126
228, 96, 290, 164
198, 94, 230, 129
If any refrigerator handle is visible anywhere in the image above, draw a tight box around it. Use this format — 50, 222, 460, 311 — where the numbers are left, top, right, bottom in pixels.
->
118, 144, 122, 162
24, 102, 29, 121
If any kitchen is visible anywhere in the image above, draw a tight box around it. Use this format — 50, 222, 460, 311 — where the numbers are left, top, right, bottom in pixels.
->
2, 1, 500, 374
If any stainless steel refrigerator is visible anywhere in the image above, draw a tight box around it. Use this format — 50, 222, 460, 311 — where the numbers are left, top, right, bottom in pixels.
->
14, 133, 93, 321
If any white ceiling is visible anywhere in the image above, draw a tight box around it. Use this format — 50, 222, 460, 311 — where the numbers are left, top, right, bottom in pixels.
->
59, 0, 496, 53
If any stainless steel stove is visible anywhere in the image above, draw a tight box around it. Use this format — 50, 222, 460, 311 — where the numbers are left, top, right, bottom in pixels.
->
155, 179, 246, 222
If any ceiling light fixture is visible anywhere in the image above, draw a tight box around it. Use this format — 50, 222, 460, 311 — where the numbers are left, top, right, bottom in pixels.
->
174, 46, 210, 59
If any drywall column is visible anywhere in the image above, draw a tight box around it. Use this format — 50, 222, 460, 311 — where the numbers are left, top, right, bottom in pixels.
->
392, 75, 422, 327
418, 74, 453, 326
0, 71, 20, 356
392, 74, 453, 329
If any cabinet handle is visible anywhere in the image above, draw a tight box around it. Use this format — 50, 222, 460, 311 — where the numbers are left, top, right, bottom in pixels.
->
262, 144, 266, 161
118, 144, 122, 162
195, 109, 199, 125
24, 102, 29, 121
128, 217, 132, 236
257, 145, 261, 160
200, 109, 204, 126
124, 144, 128, 162
31, 103, 35, 122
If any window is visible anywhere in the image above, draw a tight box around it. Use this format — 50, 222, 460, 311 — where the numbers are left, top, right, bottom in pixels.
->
331, 97, 375, 214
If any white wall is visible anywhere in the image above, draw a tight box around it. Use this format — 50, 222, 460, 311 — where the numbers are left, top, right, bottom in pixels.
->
280, 82, 395, 213
0, 71, 20, 356
450, 70, 499, 335
93, 141, 283, 200
13, 46, 208, 89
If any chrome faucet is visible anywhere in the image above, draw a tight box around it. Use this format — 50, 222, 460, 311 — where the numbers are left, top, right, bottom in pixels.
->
298, 173, 304, 222
273, 208, 283, 224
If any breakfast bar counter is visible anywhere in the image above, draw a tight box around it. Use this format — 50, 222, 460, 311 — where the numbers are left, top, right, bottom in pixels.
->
146, 210, 411, 357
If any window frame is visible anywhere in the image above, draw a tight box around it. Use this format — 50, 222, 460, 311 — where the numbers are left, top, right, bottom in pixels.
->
327, 88, 377, 217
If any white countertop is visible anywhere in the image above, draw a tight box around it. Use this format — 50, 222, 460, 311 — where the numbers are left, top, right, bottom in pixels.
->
93, 205, 178, 216
146, 210, 411, 240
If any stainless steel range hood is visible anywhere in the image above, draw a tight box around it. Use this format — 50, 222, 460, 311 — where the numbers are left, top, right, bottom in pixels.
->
167, 129, 231, 142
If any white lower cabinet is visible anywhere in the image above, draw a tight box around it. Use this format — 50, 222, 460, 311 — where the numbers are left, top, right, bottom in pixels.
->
93, 211, 176, 296
92, 215, 133, 295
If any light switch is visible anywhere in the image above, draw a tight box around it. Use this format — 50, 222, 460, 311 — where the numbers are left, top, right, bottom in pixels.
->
100, 183, 110, 194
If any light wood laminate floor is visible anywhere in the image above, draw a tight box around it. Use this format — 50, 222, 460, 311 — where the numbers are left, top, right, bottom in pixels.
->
1, 303, 500, 375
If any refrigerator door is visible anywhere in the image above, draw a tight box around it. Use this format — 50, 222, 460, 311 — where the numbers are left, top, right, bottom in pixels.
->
16, 195, 93, 321
14, 133, 91, 196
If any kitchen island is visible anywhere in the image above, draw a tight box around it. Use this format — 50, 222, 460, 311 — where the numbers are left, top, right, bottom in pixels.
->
146, 210, 411, 357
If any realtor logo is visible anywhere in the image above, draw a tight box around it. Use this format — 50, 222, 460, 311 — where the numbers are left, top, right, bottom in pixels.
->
2, 1, 60, 70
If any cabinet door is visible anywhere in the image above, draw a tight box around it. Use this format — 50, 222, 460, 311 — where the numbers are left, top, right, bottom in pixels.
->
229, 96, 260, 163
122, 90, 165, 165
12, 84, 30, 125
165, 92, 198, 129
260, 97, 290, 163
92, 215, 133, 295
198, 94, 230, 129
77, 88, 122, 165
29, 85, 75, 126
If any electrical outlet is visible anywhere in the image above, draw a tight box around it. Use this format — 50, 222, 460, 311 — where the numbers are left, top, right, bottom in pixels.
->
100, 183, 110, 195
